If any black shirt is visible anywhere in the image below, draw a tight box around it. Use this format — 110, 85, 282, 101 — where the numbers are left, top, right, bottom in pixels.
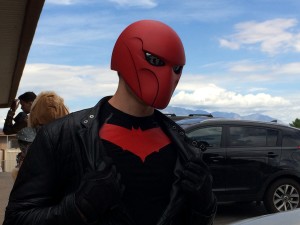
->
99, 102, 177, 225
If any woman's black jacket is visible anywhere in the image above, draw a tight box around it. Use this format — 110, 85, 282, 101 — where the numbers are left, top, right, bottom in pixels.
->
3, 97, 216, 225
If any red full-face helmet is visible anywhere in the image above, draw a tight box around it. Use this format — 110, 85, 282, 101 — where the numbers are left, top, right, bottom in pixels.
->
111, 20, 185, 109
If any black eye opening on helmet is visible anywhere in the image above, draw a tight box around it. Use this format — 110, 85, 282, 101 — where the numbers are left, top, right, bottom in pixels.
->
173, 65, 183, 74
145, 52, 183, 74
145, 52, 165, 66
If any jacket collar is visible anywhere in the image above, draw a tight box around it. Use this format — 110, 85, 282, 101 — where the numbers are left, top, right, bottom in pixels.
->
79, 96, 112, 128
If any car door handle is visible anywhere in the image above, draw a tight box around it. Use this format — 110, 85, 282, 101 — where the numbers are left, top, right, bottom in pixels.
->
267, 152, 278, 158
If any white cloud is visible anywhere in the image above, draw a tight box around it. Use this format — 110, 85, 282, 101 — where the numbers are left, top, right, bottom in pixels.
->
19, 64, 118, 100
108, 0, 157, 8
294, 34, 300, 51
219, 18, 300, 55
219, 39, 240, 50
229, 63, 266, 73
248, 87, 268, 92
47, 0, 90, 5
0, 63, 119, 129
171, 83, 290, 110
275, 62, 300, 74
47, 0, 73, 5
225, 60, 300, 83
35, 13, 121, 47
168, 73, 298, 124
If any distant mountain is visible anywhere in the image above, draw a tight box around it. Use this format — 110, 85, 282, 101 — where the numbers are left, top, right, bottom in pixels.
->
162, 106, 278, 122
162, 106, 208, 116
210, 111, 241, 119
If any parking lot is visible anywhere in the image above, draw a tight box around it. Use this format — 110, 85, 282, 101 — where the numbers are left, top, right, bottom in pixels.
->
0, 172, 269, 225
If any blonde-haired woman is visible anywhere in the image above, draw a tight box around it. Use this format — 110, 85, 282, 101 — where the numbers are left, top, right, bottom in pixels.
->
12, 91, 69, 180
28, 91, 69, 129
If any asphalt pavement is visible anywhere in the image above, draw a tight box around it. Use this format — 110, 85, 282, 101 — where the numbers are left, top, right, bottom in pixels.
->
0, 172, 268, 225
0, 172, 14, 224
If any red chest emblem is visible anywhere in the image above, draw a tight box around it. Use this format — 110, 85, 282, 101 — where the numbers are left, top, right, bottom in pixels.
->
99, 123, 171, 162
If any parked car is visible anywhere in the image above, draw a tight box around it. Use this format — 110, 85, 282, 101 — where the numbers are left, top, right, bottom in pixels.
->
179, 118, 300, 213
165, 113, 213, 121
230, 208, 300, 225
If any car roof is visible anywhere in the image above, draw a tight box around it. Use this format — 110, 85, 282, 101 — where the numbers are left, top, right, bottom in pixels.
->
176, 117, 215, 126
165, 113, 213, 121
179, 118, 299, 131
230, 208, 300, 225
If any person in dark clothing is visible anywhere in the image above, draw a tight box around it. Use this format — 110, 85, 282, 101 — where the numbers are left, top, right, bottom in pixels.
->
3, 91, 36, 135
3, 20, 217, 225
11, 127, 37, 180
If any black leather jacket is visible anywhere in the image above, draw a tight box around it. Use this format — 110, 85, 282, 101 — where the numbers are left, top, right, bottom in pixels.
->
3, 97, 216, 225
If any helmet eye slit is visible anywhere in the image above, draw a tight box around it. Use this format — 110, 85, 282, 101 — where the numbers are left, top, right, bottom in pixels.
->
145, 52, 165, 66
173, 65, 183, 74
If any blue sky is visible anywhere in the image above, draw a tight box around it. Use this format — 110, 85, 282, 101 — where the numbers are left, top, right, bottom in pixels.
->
1, 0, 300, 127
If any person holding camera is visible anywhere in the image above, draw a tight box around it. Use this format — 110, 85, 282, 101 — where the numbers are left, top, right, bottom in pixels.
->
3, 91, 36, 135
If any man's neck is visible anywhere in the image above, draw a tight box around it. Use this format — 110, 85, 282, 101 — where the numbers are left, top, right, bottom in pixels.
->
108, 89, 154, 117
108, 97, 154, 117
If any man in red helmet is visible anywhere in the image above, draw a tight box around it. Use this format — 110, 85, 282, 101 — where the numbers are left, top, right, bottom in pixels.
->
3, 20, 216, 225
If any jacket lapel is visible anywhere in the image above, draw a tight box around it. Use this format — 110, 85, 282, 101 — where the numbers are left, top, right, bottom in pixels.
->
77, 97, 110, 172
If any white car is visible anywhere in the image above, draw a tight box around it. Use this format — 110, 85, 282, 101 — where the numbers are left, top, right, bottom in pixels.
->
230, 209, 300, 225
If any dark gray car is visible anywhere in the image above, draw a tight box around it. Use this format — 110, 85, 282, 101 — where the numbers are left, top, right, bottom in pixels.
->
178, 118, 300, 213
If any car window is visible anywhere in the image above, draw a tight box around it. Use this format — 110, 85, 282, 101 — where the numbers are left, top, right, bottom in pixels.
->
229, 126, 279, 147
267, 129, 279, 146
282, 131, 300, 147
186, 126, 222, 147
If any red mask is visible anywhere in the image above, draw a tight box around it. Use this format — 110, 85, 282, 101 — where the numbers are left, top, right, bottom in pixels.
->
111, 20, 185, 109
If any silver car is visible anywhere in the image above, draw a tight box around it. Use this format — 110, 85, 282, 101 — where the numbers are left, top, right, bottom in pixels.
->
230, 208, 300, 225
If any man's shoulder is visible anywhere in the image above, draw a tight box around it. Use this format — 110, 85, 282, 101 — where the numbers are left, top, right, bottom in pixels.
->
44, 97, 109, 131
45, 107, 94, 130
14, 111, 27, 122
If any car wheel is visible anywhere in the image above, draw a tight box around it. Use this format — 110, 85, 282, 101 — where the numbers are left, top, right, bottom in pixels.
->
264, 178, 300, 213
